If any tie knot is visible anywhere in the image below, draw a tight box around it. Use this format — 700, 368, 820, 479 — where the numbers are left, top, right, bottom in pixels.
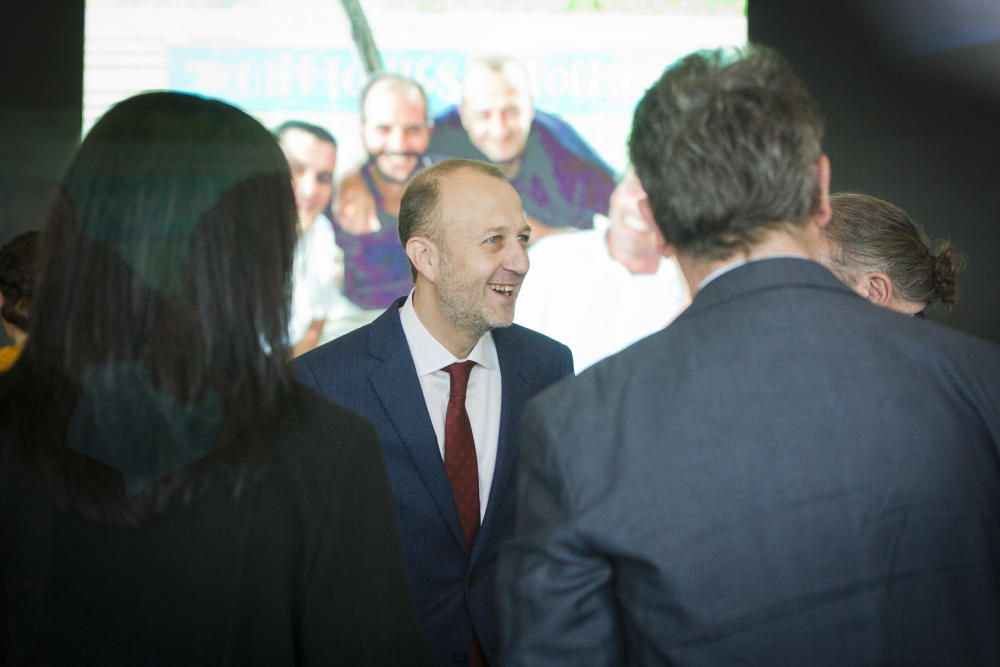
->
444, 360, 476, 398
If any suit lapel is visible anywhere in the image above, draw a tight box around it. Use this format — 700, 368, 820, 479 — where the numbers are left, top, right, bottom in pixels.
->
367, 302, 466, 551
475, 329, 529, 560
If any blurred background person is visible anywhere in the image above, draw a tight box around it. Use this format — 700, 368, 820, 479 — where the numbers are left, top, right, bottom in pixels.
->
0, 230, 39, 371
429, 56, 616, 241
515, 168, 689, 372
0, 91, 427, 665
332, 73, 433, 335
274, 120, 342, 357
818, 192, 964, 316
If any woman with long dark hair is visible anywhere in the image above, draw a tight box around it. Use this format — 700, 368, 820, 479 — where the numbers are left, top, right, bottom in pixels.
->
0, 92, 428, 665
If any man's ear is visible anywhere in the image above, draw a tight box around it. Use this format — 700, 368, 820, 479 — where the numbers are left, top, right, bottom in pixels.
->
860, 271, 894, 307
406, 236, 439, 283
638, 196, 674, 256
649, 222, 677, 259
813, 155, 832, 228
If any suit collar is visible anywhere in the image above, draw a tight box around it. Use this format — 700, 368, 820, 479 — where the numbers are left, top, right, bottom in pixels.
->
368, 299, 468, 550
475, 327, 529, 559
368, 301, 524, 561
366, 296, 410, 361
689, 257, 855, 315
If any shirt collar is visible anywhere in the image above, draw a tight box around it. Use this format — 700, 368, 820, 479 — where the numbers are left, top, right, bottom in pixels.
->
698, 253, 811, 291
399, 290, 498, 376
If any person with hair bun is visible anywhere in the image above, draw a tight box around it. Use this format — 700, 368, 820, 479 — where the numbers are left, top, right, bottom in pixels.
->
818, 192, 964, 316
0, 230, 39, 371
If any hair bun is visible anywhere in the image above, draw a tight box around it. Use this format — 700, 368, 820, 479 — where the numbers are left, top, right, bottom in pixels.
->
930, 242, 964, 309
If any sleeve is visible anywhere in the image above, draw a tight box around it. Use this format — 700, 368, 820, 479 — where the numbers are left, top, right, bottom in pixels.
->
496, 399, 622, 666
300, 417, 432, 666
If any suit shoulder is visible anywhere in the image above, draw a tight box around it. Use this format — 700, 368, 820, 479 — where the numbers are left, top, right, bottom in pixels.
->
265, 384, 379, 470
905, 316, 1000, 377
286, 383, 374, 438
501, 323, 571, 357
294, 322, 372, 369
290, 322, 384, 401
496, 324, 574, 384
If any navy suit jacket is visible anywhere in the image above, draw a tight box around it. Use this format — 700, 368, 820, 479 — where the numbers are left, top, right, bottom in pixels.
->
294, 297, 572, 666
499, 258, 1000, 666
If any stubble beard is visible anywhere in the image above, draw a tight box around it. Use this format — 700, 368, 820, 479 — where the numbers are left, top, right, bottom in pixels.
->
436, 253, 504, 342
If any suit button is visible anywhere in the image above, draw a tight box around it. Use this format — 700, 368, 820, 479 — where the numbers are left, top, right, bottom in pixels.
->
467, 573, 478, 588
452, 650, 468, 664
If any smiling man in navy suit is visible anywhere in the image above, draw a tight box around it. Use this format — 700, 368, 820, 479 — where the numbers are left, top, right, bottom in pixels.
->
294, 158, 572, 666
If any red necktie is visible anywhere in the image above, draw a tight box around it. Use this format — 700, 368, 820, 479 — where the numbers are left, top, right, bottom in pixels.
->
444, 361, 489, 667
444, 361, 480, 551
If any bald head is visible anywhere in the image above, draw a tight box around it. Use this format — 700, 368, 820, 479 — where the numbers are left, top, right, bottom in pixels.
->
459, 57, 535, 163
399, 159, 530, 355
399, 158, 509, 250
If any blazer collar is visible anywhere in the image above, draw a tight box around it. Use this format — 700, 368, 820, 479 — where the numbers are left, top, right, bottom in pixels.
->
366, 299, 528, 562
473, 327, 529, 560
367, 296, 411, 361
368, 299, 468, 550
689, 257, 855, 315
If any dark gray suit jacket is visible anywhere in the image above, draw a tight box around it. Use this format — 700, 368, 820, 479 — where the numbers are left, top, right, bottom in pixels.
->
499, 258, 1000, 666
294, 297, 572, 666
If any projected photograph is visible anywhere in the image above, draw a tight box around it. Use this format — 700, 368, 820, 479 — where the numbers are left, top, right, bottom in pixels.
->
84, 0, 746, 363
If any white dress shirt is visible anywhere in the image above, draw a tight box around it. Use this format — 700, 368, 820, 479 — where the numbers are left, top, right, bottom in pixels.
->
399, 292, 501, 521
515, 214, 690, 372
288, 213, 342, 344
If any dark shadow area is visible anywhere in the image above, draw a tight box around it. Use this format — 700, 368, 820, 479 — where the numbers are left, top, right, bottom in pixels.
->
751, 0, 1000, 342
0, 0, 83, 345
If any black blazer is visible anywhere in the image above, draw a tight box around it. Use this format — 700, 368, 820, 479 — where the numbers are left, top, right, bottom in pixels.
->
1, 383, 430, 666
295, 297, 573, 666
499, 258, 1000, 666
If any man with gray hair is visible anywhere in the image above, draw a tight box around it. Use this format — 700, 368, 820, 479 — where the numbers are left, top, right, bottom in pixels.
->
817, 192, 963, 316
429, 56, 616, 241
498, 46, 1000, 665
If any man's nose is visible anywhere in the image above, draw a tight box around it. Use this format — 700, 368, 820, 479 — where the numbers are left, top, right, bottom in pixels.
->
504, 239, 530, 275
